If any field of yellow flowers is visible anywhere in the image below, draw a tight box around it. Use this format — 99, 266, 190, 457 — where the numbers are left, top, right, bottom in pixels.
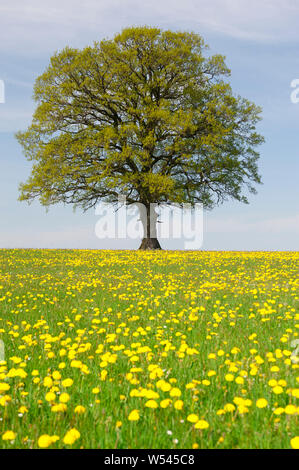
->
0, 249, 298, 449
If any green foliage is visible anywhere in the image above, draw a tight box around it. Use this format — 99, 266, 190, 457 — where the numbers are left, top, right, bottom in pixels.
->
17, 26, 264, 210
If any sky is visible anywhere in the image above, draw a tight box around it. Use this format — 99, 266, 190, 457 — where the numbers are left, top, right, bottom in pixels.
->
0, 0, 299, 250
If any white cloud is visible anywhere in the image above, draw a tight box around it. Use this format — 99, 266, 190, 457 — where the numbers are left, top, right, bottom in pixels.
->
1, 0, 299, 57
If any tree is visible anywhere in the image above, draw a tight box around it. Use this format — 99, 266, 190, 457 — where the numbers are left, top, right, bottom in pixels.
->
17, 26, 264, 249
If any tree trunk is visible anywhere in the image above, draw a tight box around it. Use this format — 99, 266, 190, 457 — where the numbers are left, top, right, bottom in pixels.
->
139, 237, 162, 250
138, 203, 162, 250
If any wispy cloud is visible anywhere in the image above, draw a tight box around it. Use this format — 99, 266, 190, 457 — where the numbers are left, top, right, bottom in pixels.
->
1, 0, 299, 57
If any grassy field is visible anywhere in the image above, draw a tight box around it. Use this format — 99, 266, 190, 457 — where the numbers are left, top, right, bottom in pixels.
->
0, 249, 298, 449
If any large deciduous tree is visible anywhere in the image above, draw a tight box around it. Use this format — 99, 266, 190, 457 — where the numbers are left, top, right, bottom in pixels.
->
17, 26, 264, 249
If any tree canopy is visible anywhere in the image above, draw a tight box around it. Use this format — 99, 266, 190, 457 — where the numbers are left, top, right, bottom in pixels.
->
17, 26, 264, 248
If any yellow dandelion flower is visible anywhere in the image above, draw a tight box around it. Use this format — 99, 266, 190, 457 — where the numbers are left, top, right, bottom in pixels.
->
63, 428, 80, 445
273, 407, 284, 415
38, 435, 54, 448
174, 400, 184, 410
194, 420, 209, 430
145, 399, 158, 409
61, 378, 73, 388
169, 388, 181, 397
285, 405, 297, 415
2, 431, 16, 441
225, 374, 234, 382
74, 405, 86, 414
0, 383, 10, 392
187, 414, 199, 423
160, 399, 172, 408
59, 393, 70, 403
128, 409, 140, 421
291, 437, 299, 449
256, 398, 268, 408
45, 391, 56, 403
43, 377, 53, 388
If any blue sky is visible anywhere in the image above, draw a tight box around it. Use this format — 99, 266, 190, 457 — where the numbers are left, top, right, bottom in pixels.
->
0, 0, 299, 250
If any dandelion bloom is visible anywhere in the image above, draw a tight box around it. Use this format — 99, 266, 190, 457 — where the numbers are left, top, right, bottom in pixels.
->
45, 392, 56, 402
158, 381, 171, 392
285, 405, 297, 415
61, 378, 73, 388
2, 431, 16, 441
43, 377, 53, 388
187, 414, 199, 423
51, 403, 67, 413
194, 420, 209, 430
160, 399, 172, 408
145, 399, 158, 409
74, 405, 86, 414
128, 409, 140, 421
256, 398, 268, 408
225, 374, 234, 382
59, 393, 70, 403
18, 406, 28, 414
170, 388, 181, 397
224, 403, 235, 412
38, 435, 58, 448
202, 380, 210, 386
52, 371, 61, 380
290, 437, 299, 449
235, 377, 244, 385
63, 428, 80, 445
174, 400, 183, 410
0, 383, 10, 392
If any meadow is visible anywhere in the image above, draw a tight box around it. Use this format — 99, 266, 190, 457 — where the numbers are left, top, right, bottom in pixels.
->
0, 249, 298, 449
